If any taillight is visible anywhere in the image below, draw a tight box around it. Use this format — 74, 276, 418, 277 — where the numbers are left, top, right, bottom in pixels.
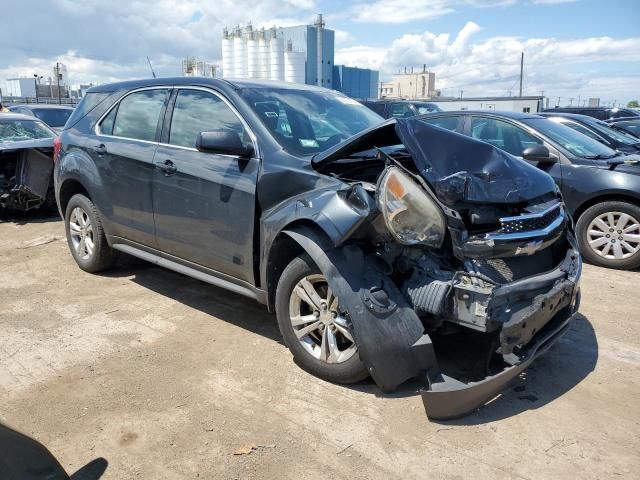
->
53, 136, 62, 163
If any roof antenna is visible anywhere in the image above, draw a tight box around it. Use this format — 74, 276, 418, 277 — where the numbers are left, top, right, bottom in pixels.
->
146, 56, 157, 78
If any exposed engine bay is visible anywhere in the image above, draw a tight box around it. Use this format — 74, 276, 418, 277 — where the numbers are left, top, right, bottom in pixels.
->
278, 118, 581, 419
0, 139, 54, 212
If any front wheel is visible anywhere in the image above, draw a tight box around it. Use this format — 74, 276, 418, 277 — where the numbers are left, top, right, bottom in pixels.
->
576, 201, 640, 270
275, 254, 369, 384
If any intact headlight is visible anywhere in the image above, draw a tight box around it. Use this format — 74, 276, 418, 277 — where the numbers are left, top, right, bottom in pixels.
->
376, 166, 446, 247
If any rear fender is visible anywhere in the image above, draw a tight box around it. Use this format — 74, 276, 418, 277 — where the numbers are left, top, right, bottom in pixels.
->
283, 224, 438, 392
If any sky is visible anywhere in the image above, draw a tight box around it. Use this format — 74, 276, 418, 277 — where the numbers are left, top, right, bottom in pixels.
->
1, 0, 638, 105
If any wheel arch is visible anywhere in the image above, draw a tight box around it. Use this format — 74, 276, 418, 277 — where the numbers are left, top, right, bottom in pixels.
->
58, 178, 91, 216
573, 193, 640, 222
264, 219, 333, 312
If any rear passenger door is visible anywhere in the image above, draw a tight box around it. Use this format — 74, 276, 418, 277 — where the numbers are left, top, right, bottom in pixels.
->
151, 88, 259, 283
90, 87, 170, 247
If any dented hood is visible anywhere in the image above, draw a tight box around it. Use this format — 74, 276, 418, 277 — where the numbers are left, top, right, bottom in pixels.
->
313, 118, 556, 206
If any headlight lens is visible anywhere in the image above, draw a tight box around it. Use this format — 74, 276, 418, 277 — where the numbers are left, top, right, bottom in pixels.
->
377, 167, 446, 247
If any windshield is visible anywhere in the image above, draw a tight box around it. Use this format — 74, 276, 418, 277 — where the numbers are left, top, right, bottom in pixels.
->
587, 118, 640, 145
240, 88, 383, 155
524, 118, 617, 158
0, 119, 56, 142
613, 119, 640, 137
32, 108, 73, 127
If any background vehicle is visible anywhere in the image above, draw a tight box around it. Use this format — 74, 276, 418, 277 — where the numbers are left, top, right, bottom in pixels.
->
0, 113, 56, 211
606, 117, 640, 138
542, 106, 640, 121
55, 78, 581, 419
539, 112, 640, 154
8, 104, 74, 133
417, 110, 640, 269
361, 99, 442, 118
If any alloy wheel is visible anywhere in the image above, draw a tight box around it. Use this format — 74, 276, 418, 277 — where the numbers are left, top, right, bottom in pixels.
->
587, 211, 640, 260
288, 274, 357, 364
69, 207, 95, 260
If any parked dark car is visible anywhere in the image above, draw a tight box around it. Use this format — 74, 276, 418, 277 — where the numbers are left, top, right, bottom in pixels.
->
539, 112, 640, 154
542, 106, 639, 121
0, 113, 56, 211
54, 78, 581, 419
8, 104, 74, 133
417, 110, 640, 269
606, 117, 640, 138
361, 99, 442, 118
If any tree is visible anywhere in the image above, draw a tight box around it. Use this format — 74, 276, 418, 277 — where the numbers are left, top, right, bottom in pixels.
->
628, 100, 639, 108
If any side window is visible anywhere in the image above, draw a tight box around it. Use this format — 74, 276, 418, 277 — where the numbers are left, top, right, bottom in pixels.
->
471, 117, 542, 156
107, 89, 168, 141
390, 103, 413, 118
99, 107, 117, 136
169, 90, 246, 149
420, 116, 462, 133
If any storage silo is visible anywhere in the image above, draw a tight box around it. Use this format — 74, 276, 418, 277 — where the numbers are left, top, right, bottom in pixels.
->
246, 30, 258, 79
221, 28, 234, 78
257, 28, 270, 79
269, 28, 284, 81
233, 27, 246, 78
284, 41, 305, 84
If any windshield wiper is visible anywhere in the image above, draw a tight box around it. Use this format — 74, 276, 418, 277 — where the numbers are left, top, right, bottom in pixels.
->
583, 152, 621, 160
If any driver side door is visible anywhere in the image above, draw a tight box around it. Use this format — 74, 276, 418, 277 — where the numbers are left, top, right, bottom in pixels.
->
151, 88, 259, 283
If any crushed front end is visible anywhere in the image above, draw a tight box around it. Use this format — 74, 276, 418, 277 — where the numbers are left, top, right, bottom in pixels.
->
0, 139, 54, 212
304, 118, 582, 419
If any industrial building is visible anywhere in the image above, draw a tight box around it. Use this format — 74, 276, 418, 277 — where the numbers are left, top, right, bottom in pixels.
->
380, 68, 437, 99
221, 14, 379, 99
429, 96, 544, 113
333, 66, 379, 99
182, 58, 218, 78
4, 63, 70, 99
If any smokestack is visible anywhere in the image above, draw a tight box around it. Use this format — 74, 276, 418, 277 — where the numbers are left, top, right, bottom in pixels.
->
315, 13, 324, 86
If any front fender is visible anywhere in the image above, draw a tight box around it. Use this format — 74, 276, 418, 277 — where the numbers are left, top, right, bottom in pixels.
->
282, 224, 438, 392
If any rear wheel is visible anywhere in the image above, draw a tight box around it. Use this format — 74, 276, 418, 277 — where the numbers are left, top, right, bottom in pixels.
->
275, 254, 368, 384
576, 201, 640, 270
64, 194, 117, 273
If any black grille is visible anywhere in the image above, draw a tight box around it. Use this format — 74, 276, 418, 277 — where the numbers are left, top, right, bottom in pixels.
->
499, 205, 561, 234
473, 249, 554, 283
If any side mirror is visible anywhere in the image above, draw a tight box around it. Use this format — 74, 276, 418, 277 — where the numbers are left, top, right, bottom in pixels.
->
522, 145, 557, 164
196, 131, 254, 158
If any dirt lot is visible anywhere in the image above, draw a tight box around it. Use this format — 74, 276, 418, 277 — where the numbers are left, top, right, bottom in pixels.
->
1, 213, 638, 479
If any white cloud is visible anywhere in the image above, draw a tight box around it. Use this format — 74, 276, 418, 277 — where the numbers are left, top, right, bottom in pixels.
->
336, 22, 640, 102
350, 0, 562, 24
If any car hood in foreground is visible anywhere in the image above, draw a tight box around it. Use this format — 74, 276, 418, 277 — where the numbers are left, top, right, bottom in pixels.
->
0, 138, 55, 152
313, 117, 556, 206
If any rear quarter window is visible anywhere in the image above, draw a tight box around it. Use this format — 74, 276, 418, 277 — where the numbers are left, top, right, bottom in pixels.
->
64, 92, 111, 130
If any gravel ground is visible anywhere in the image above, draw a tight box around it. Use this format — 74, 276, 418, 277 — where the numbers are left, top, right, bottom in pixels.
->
1, 213, 638, 479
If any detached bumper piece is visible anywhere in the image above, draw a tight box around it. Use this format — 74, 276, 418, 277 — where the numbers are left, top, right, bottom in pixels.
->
421, 251, 581, 420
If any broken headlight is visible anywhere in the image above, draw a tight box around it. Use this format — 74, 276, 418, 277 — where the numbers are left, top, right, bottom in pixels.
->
377, 166, 446, 247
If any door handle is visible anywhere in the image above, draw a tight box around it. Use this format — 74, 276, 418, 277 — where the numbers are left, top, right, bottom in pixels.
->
92, 143, 107, 155
156, 159, 177, 175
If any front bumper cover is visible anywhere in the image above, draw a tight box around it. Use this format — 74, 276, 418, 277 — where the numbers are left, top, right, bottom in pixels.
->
421, 252, 582, 420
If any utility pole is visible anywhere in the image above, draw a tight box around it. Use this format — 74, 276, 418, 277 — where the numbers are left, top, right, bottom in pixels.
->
569, 97, 574, 106
556, 96, 561, 107
460, 90, 463, 99
518, 51, 524, 97
55, 62, 61, 104
33, 74, 39, 104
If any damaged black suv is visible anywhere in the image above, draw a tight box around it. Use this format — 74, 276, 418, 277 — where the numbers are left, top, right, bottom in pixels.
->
54, 78, 581, 419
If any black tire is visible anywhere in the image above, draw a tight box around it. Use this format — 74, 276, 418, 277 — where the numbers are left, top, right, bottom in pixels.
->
575, 201, 640, 270
64, 194, 117, 273
275, 254, 369, 384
